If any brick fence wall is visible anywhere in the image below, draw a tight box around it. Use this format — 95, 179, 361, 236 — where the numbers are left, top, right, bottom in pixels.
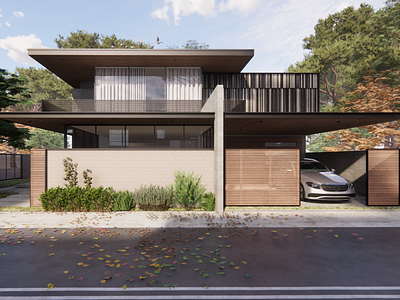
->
46, 149, 214, 193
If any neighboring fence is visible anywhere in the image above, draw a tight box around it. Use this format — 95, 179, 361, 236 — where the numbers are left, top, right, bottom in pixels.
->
0, 154, 22, 181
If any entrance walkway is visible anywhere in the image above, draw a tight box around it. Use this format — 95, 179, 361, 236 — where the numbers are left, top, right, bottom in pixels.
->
0, 183, 30, 207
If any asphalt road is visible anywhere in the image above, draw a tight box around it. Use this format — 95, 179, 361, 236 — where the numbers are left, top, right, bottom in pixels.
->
2, 226, 400, 299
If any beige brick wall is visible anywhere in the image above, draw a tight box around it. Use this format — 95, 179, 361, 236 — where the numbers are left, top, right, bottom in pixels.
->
47, 149, 214, 192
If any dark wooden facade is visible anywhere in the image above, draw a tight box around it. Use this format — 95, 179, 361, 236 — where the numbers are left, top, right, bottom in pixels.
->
203, 73, 319, 113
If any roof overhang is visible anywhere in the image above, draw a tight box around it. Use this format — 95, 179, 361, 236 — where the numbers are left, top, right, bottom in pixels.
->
28, 48, 255, 88
224, 113, 400, 135
2, 112, 400, 135
0, 113, 215, 133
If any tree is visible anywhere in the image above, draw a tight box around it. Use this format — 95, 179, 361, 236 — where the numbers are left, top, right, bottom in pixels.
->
26, 128, 64, 149
167, 40, 209, 49
14, 67, 72, 106
55, 30, 152, 49
0, 69, 31, 152
323, 69, 400, 151
287, 3, 400, 109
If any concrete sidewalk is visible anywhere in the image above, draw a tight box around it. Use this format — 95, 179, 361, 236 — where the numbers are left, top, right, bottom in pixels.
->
1, 209, 400, 229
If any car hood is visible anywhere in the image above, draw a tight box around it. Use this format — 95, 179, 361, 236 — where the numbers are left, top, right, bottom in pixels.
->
301, 171, 349, 184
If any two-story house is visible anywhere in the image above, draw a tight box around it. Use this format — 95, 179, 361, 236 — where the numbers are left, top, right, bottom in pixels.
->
2, 48, 400, 210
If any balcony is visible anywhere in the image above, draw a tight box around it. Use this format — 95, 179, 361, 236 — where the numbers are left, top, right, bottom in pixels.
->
41, 99, 204, 113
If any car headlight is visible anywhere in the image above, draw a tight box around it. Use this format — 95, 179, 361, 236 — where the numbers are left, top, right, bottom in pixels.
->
349, 183, 354, 189
306, 182, 321, 189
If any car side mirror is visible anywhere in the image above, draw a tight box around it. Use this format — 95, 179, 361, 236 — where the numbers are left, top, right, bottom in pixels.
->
331, 168, 336, 173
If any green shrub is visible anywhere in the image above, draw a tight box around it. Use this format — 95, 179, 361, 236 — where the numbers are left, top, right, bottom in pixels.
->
133, 185, 172, 211
200, 192, 215, 211
39, 186, 113, 212
169, 171, 206, 210
113, 190, 134, 211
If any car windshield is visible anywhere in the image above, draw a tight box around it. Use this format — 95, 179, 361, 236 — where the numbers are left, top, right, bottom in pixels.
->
300, 161, 330, 171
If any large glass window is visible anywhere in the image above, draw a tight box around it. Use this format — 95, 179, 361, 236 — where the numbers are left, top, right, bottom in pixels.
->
126, 126, 154, 148
155, 126, 183, 148
67, 125, 213, 149
97, 126, 126, 148
184, 126, 211, 148
95, 67, 201, 101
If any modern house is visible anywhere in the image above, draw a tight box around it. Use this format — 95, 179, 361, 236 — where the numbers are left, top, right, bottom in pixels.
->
2, 48, 400, 210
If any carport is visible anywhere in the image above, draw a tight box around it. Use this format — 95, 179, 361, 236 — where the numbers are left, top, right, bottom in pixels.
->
223, 113, 400, 206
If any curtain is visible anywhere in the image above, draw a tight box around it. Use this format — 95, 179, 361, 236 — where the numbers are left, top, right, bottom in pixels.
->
95, 68, 129, 112
129, 68, 146, 112
166, 67, 201, 100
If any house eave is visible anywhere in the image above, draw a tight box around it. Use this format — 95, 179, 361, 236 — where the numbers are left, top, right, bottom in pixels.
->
28, 48, 255, 88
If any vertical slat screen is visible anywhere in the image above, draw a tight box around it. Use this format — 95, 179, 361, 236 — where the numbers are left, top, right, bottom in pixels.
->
30, 149, 46, 207
367, 150, 399, 205
225, 149, 300, 206
202, 73, 319, 113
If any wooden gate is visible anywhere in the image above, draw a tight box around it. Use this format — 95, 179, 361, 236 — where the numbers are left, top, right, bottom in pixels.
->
367, 149, 399, 205
225, 149, 300, 206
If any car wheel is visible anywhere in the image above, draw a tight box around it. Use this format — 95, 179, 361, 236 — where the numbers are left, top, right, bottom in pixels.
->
300, 184, 305, 201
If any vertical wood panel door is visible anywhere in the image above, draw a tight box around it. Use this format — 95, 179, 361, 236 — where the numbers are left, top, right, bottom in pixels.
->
30, 149, 47, 207
368, 150, 399, 205
225, 149, 300, 206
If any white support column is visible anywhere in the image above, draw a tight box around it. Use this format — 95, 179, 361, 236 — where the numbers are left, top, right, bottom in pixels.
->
201, 85, 224, 212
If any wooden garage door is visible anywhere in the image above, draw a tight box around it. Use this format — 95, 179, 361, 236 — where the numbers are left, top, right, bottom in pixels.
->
225, 149, 300, 205
368, 150, 399, 205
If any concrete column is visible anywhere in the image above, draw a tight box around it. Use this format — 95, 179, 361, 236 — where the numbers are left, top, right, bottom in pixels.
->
201, 85, 224, 212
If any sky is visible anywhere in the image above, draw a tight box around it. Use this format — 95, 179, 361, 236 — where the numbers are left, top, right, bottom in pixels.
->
0, 0, 387, 74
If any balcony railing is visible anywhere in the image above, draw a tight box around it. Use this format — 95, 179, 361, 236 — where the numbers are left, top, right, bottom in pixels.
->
41, 100, 204, 113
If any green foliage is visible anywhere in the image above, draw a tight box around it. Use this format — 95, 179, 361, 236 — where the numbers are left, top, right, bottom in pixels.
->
0, 69, 31, 149
306, 128, 373, 152
0, 178, 30, 189
14, 67, 72, 105
200, 192, 215, 211
26, 128, 64, 149
113, 190, 134, 211
82, 169, 92, 188
167, 40, 209, 49
62, 157, 78, 188
287, 3, 400, 109
169, 171, 206, 210
133, 185, 172, 211
55, 30, 152, 49
39, 186, 114, 212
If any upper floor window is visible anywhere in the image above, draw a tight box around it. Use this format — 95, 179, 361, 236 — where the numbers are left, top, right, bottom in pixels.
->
95, 67, 202, 101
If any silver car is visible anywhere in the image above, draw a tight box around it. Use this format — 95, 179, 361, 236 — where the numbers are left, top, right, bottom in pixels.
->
301, 158, 356, 201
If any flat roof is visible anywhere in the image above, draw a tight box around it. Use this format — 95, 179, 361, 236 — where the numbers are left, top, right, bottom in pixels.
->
28, 49, 255, 88
2, 112, 400, 135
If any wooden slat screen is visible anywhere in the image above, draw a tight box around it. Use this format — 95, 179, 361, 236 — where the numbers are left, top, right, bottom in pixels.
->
225, 149, 300, 206
367, 150, 399, 205
30, 149, 46, 207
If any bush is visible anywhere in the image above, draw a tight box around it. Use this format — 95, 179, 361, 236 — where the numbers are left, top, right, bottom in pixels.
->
169, 171, 206, 210
113, 190, 134, 211
133, 185, 172, 211
39, 186, 114, 212
200, 192, 215, 211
